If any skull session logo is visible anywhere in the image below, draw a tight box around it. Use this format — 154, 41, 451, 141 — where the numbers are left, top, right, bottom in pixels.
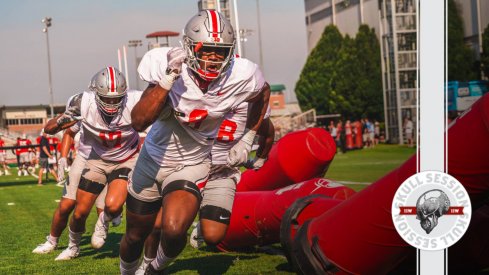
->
391, 171, 471, 250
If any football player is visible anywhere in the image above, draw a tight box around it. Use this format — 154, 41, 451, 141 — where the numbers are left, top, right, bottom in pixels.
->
44, 67, 142, 260
119, 10, 270, 275
0, 133, 10, 176
32, 124, 116, 259
16, 134, 31, 176
135, 103, 274, 273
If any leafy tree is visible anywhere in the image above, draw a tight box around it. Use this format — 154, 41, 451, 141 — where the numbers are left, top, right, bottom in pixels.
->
447, 0, 478, 81
295, 25, 343, 115
295, 24, 383, 120
353, 25, 383, 121
481, 24, 489, 79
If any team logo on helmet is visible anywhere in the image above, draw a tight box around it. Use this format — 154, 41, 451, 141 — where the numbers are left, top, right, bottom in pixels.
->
391, 171, 471, 250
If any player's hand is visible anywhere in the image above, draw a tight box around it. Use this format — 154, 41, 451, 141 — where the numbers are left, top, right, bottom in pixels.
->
57, 157, 67, 181
158, 47, 186, 90
65, 105, 82, 120
244, 157, 266, 170
227, 130, 256, 167
167, 47, 186, 74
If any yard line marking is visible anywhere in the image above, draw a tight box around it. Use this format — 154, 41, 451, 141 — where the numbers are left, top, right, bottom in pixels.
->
7, 202, 15, 206
55, 200, 60, 203
334, 180, 371, 185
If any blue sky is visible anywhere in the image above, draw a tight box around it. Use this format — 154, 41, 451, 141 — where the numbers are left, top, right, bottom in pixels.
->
0, 0, 307, 106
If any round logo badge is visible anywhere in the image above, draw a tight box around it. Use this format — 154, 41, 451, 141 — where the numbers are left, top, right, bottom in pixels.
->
391, 171, 472, 251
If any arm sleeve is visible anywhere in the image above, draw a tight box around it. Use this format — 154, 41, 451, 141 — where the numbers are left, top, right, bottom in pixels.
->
65, 93, 83, 116
233, 63, 266, 106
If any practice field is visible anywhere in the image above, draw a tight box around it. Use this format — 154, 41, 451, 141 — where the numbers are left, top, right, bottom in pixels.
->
0, 144, 414, 274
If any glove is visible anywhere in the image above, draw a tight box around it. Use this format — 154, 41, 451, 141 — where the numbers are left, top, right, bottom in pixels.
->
57, 157, 67, 182
158, 47, 187, 90
244, 157, 266, 170
227, 130, 256, 167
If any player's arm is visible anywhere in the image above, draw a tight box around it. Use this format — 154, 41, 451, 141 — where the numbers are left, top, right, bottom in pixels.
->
245, 82, 271, 133
44, 93, 83, 134
131, 83, 170, 131
256, 118, 274, 159
56, 127, 76, 181
227, 83, 271, 167
42, 144, 52, 158
132, 47, 186, 131
59, 128, 76, 159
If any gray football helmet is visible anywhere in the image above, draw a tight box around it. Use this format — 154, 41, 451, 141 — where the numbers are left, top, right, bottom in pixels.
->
183, 9, 236, 81
88, 67, 127, 116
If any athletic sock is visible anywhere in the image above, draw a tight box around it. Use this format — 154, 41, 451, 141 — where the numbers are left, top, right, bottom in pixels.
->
150, 244, 176, 271
120, 257, 139, 275
101, 211, 113, 223
143, 255, 154, 265
48, 234, 59, 246
68, 227, 83, 248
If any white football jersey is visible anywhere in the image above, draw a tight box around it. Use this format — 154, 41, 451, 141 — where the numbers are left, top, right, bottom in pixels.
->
211, 103, 271, 165
69, 122, 89, 159
65, 90, 142, 162
138, 47, 266, 166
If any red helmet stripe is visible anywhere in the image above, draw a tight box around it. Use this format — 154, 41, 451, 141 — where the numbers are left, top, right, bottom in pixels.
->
107, 67, 116, 93
208, 10, 219, 38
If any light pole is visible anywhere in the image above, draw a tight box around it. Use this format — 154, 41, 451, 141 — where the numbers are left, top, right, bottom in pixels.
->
239, 29, 253, 58
128, 40, 142, 90
42, 17, 54, 118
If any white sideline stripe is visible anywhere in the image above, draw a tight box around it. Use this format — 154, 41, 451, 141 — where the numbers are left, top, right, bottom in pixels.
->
334, 180, 371, 185
7, 202, 15, 206
55, 199, 60, 203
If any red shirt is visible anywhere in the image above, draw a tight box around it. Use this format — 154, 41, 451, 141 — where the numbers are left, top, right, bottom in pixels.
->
16, 138, 31, 154
0, 139, 5, 153
48, 137, 59, 152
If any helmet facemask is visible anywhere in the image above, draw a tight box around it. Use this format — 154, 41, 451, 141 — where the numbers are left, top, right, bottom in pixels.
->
183, 10, 236, 81
96, 93, 126, 117
184, 37, 235, 81
89, 67, 127, 118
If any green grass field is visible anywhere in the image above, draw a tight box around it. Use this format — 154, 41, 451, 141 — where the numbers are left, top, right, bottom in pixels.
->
0, 144, 414, 274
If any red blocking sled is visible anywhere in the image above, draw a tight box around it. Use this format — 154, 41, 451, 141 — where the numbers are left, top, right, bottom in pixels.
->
289, 93, 489, 274
216, 178, 355, 252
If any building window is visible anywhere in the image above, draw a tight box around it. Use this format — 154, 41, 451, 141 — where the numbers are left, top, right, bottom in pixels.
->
396, 15, 416, 31
399, 70, 417, 89
397, 33, 417, 51
395, 0, 415, 13
398, 52, 417, 69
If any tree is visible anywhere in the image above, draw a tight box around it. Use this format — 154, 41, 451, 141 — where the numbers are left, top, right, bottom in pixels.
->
354, 25, 383, 121
447, 0, 478, 81
295, 25, 343, 115
481, 24, 489, 79
295, 24, 383, 120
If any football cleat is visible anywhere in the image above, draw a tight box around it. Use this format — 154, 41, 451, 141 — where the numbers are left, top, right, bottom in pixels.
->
54, 245, 80, 261
111, 213, 122, 227
17, 170, 21, 176
144, 264, 168, 275
91, 215, 109, 249
135, 261, 149, 275
32, 237, 57, 254
23, 170, 28, 176
189, 222, 204, 249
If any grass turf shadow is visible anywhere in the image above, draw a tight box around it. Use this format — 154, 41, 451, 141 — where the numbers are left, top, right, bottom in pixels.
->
167, 254, 258, 274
